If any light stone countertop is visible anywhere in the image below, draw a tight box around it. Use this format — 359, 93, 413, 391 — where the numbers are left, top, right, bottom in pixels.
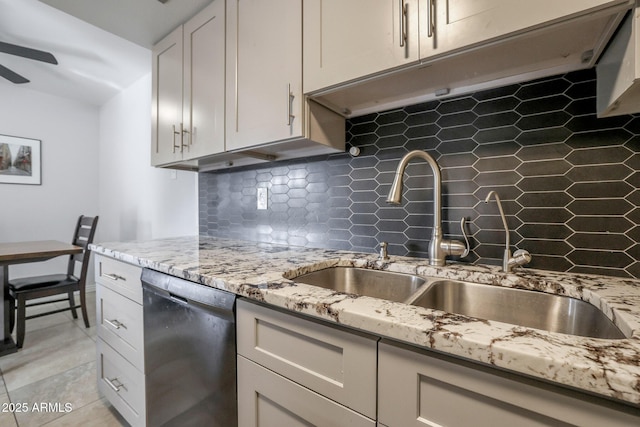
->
91, 236, 640, 407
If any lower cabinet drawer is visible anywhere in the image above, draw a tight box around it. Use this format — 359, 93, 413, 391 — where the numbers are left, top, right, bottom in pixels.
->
95, 255, 143, 304
96, 284, 144, 370
237, 299, 378, 419
378, 340, 640, 427
238, 356, 375, 427
97, 338, 145, 427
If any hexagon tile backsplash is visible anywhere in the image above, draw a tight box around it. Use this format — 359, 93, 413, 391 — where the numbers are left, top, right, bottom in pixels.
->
199, 68, 640, 278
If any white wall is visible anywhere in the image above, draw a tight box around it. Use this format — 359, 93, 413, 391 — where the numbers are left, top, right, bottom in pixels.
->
0, 73, 197, 281
0, 84, 100, 277
97, 73, 197, 244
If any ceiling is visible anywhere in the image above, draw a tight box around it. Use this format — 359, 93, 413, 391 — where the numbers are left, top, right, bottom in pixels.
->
0, 0, 212, 106
38, 0, 214, 49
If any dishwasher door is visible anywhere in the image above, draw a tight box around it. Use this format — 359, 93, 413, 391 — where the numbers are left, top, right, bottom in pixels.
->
142, 268, 237, 427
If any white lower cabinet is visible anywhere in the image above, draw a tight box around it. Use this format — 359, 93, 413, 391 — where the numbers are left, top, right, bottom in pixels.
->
94, 255, 145, 427
236, 299, 378, 426
238, 356, 375, 427
96, 285, 144, 368
90, 263, 640, 427
378, 340, 640, 427
97, 339, 145, 426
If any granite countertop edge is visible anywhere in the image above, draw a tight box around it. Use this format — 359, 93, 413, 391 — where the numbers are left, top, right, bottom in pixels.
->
90, 236, 640, 407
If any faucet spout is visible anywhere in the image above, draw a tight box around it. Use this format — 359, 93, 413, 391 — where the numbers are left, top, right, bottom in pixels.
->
386, 150, 442, 226
484, 191, 510, 250
387, 150, 467, 266
484, 190, 531, 272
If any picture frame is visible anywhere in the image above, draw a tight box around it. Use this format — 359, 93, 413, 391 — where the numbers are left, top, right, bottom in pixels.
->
0, 134, 41, 185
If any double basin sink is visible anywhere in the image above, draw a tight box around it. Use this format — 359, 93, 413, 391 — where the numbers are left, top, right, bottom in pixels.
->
292, 266, 626, 340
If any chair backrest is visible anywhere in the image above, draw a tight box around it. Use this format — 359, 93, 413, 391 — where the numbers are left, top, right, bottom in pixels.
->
66, 215, 99, 285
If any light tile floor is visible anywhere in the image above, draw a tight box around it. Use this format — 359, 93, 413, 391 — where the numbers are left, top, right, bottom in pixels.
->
0, 291, 128, 426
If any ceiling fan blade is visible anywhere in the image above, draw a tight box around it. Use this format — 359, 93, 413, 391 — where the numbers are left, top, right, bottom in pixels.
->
0, 64, 29, 84
0, 41, 58, 65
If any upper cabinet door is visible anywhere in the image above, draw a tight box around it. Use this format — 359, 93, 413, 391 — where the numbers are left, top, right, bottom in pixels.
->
419, 0, 631, 59
182, 0, 226, 160
304, 0, 419, 94
226, 0, 303, 151
597, 6, 640, 117
151, 26, 183, 166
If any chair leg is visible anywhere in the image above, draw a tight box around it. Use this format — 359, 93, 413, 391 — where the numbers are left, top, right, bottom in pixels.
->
8, 295, 15, 334
79, 289, 90, 328
68, 291, 78, 319
16, 296, 26, 349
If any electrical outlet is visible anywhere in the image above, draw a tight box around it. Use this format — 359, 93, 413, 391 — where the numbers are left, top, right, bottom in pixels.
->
257, 188, 268, 210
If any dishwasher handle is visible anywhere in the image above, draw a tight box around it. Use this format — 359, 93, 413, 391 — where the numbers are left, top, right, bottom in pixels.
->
141, 268, 236, 313
169, 293, 189, 305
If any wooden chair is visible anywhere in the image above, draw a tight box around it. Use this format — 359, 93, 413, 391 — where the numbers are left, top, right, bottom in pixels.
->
8, 215, 99, 348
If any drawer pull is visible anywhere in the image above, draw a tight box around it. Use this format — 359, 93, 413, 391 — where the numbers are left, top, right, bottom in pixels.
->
105, 318, 127, 330
105, 377, 127, 393
103, 273, 126, 281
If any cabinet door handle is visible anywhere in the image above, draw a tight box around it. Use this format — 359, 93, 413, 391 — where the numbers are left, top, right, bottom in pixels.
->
178, 123, 188, 152
105, 318, 127, 330
103, 273, 125, 281
399, 0, 408, 47
182, 126, 191, 147
105, 377, 127, 393
426, 0, 435, 38
172, 124, 181, 153
287, 84, 295, 126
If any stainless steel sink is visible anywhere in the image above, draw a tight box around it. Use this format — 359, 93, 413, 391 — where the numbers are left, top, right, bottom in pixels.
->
293, 267, 426, 303
410, 280, 626, 339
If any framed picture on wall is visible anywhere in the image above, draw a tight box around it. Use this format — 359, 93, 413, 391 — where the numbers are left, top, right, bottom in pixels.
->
0, 134, 41, 185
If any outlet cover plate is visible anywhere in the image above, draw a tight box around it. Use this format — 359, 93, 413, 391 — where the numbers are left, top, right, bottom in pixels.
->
257, 188, 268, 210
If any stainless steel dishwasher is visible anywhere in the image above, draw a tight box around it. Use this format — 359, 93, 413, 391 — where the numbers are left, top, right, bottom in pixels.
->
141, 268, 237, 427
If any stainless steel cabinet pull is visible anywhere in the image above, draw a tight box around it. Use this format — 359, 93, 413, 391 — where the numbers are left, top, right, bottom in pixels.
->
399, 0, 408, 47
105, 377, 127, 393
180, 123, 189, 151
103, 273, 125, 281
426, 0, 435, 38
172, 124, 181, 153
105, 318, 127, 330
287, 84, 295, 126
182, 125, 191, 147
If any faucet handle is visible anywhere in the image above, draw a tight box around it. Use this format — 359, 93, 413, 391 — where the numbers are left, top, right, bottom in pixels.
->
440, 218, 470, 258
458, 217, 470, 258
509, 249, 531, 268
379, 241, 390, 261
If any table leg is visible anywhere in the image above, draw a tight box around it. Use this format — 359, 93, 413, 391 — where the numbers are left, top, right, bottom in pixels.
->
0, 265, 17, 356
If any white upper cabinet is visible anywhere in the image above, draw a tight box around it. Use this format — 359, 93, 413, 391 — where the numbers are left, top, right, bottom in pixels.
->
420, 0, 632, 59
306, 0, 631, 116
597, 6, 640, 117
303, 0, 420, 94
151, 26, 183, 166
152, 1, 225, 166
152, 0, 344, 171
225, 0, 303, 151
182, 3, 225, 160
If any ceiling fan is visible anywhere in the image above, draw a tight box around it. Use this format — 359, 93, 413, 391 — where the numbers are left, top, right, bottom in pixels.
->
0, 41, 58, 84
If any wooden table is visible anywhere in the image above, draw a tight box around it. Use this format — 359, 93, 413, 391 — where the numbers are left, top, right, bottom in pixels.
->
0, 240, 83, 355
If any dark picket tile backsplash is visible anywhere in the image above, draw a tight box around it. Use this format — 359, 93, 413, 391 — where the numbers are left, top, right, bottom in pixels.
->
199, 68, 640, 278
